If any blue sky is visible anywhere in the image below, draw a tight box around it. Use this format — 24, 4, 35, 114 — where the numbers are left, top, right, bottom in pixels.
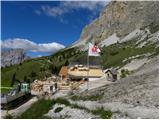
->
1, 1, 108, 57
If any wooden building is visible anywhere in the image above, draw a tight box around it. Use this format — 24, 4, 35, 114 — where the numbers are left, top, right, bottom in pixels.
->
105, 69, 118, 82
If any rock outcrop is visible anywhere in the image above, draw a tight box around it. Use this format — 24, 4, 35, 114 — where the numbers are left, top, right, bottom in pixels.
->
1, 48, 29, 67
72, 1, 158, 47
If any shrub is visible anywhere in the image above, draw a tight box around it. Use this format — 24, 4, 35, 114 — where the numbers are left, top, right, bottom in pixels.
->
71, 103, 87, 110
110, 51, 119, 56
120, 69, 129, 78
55, 98, 70, 106
91, 107, 112, 119
54, 107, 63, 113
70, 93, 104, 101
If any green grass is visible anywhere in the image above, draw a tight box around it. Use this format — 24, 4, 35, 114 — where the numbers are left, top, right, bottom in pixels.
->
17, 99, 55, 119
1, 47, 83, 93
120, 69, 130, 78
71, 103, 87, 110
70, 103, 112, 119
1, 88, 13, 94
101, 41, 158, 68
70, 93, 104, 101
91, 107, 112, 119
54, 97, 71, 106
71, 102, 112, 119
1, 60, 43, 93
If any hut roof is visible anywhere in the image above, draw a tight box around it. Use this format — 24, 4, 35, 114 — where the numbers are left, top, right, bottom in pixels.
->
59, 66, 68, 76
105, 68, 118, 75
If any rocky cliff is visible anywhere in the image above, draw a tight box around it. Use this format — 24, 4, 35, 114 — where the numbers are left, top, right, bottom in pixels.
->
72, 1, 158, 47
1, 48, 29, 67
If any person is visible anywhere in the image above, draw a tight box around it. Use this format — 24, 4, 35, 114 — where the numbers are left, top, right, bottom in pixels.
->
55, 82, 58, 91
107, 73, 112, 81
17, 84, 21, 92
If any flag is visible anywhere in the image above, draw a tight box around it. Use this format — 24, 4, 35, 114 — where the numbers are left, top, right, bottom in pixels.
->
88, 42, 101, 56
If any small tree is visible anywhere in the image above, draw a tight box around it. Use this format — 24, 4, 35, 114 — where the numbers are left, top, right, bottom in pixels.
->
29, 71, 37, 81
40, 67, 45, 80
120, 69, 129, 78
54, 66, 57, 75
49, 64, 55, 74
65, 60, 69, 66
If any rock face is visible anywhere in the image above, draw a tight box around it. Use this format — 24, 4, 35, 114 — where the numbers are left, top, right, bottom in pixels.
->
1, 48, 29, 67
72, 1, 158, 47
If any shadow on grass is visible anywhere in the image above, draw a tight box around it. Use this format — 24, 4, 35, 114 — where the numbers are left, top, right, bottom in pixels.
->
16, 99, 54, 119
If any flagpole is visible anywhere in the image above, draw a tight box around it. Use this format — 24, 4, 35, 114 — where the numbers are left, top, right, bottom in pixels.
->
87, 43, 90, 90
87, 52, 89, 90
87, 42, 101, 90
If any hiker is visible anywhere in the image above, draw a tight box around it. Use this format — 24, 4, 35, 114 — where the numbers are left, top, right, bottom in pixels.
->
107, 73, 112, 81
55, 82, 58, 91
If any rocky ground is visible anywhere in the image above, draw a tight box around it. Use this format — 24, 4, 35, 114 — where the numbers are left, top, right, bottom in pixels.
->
45, 104, 99, 119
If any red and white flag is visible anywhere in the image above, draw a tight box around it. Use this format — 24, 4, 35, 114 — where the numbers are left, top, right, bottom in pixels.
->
88, 42, 101, 56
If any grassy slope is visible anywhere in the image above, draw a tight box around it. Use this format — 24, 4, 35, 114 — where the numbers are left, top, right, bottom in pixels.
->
17, 99, 54, 119
101, 41, 158, 68
2, 60, 41, 86
1, 47, 82, 93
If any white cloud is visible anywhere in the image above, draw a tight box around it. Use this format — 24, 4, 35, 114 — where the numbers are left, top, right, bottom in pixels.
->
36, 1, 108, 18
35, 10, 41, 15
1, 38, 65, 53
40, 5, 68, 17
62, 1, 107, 11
